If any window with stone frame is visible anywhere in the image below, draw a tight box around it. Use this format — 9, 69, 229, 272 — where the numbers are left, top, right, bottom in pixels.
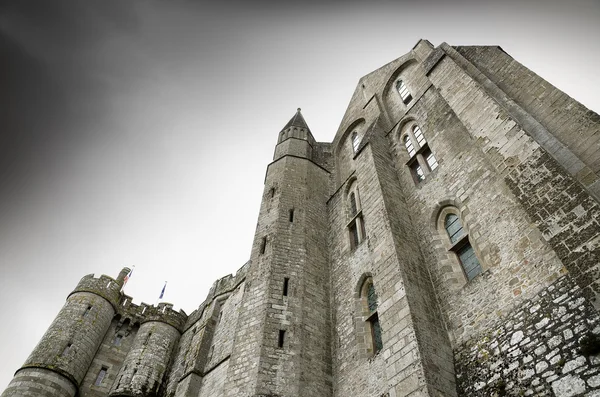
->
352, 131, 360, 152
347, 181, 366, 250
395, 79, 412, 104
401, 124, 438, 184
443, 213, 482, 281
360, 277, 383, 355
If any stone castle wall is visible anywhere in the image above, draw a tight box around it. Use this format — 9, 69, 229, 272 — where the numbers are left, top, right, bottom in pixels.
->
3, 40, 600, 397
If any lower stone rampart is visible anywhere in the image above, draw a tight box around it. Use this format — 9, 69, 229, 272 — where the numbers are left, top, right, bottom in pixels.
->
455, 275, 600, 396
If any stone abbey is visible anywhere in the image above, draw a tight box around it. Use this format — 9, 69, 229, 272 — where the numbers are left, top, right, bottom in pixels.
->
3, 40, 600, 397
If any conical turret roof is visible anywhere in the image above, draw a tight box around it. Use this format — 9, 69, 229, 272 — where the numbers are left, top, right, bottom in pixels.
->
281, 108, 311, 133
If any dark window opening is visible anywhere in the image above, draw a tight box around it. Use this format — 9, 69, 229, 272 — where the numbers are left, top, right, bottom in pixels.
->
289, 209, 294, 222
61, 343, 72, 356
269, 187, 275, 198
218, 312, 223, 324
349, 222, 359, 250
144, 332, 152, 345
94, 367, 108, 386
260, 237, 267, 254
283, 277, 290, 296
83, 305, 92, 317
278, 330, 285, 348
369, 314, 383, 354
113, 334, 122, 346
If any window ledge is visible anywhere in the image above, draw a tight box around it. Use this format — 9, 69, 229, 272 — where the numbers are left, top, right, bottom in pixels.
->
346, 209, 363, 228
448, 234, 470, 252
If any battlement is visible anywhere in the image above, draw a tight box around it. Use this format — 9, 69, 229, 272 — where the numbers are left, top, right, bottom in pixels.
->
68, 273, 122, 309
130, 302, 187, 332
184, 261, 249, 329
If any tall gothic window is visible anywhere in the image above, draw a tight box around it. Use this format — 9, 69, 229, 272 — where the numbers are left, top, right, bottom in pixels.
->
444, 213, 482, 281
347, 182, 366, 250
396, 79, 412, 104
361, 278, 383, 355
401, 124, 438, 184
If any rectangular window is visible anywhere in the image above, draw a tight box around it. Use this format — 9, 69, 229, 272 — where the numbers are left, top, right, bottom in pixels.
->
283, 277, 289, 296
113, 335, 122, 346
260, 237, 267, 254
289, 209, 294, 222
94, 367, 107, 386
278, 330, 285, 348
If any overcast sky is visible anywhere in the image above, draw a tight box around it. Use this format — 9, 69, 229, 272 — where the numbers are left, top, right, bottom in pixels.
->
1, 0, 599, 390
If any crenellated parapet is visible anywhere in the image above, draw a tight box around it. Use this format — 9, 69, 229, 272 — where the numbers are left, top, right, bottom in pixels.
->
69, 273, 123, 310
184, 261, 248, 331
138, 303, 187, 332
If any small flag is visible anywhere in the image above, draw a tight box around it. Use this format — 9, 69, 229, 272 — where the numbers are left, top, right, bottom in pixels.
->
120, 267, 134, 292
159, 282, 167, 300
123, 267, 134, 286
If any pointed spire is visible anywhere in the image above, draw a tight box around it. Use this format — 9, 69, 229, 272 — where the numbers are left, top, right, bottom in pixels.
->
281, 108, 311, 133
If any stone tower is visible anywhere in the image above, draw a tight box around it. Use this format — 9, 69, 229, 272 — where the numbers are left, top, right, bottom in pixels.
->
223, 108, 333, 397
1, 269, 127, 397
3, 39, 600, 397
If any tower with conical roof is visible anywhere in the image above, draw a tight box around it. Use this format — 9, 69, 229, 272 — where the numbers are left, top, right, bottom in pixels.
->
223, 109, 333, 397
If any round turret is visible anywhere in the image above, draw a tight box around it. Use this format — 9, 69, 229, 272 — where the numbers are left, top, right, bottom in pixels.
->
1, 268, 128, 397
109, 303, 186, 397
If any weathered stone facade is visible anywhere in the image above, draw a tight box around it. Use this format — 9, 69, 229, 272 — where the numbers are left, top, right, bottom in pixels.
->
2, 39, 599, 397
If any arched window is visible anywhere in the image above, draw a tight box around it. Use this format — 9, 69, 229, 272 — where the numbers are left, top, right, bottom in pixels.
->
413, 126, 426, 147
401, 124, 438, 184
361, 278, 383, 355
444, 213, 482, 281
396, 80, 412, 104
347, 182, 366, 251
352, 131, 360, 152
403, 135, 416, 157
349, 192, 358, 216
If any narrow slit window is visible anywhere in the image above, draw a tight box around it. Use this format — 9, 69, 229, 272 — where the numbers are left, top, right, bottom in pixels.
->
61, 343, 72, 356
144, 332, 152, 345
218, 312, 223, 324
94, 367, 108, 386
403, 136, 416, 157
289, 209, 294, 222
83, 305, 92, 317
283, 277, 289, 296
260, 236, 267, 254
278, 330, 285, 348
269, 187, 275, 198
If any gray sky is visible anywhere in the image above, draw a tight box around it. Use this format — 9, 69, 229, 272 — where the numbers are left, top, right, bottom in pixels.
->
1, 0, 599, 389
